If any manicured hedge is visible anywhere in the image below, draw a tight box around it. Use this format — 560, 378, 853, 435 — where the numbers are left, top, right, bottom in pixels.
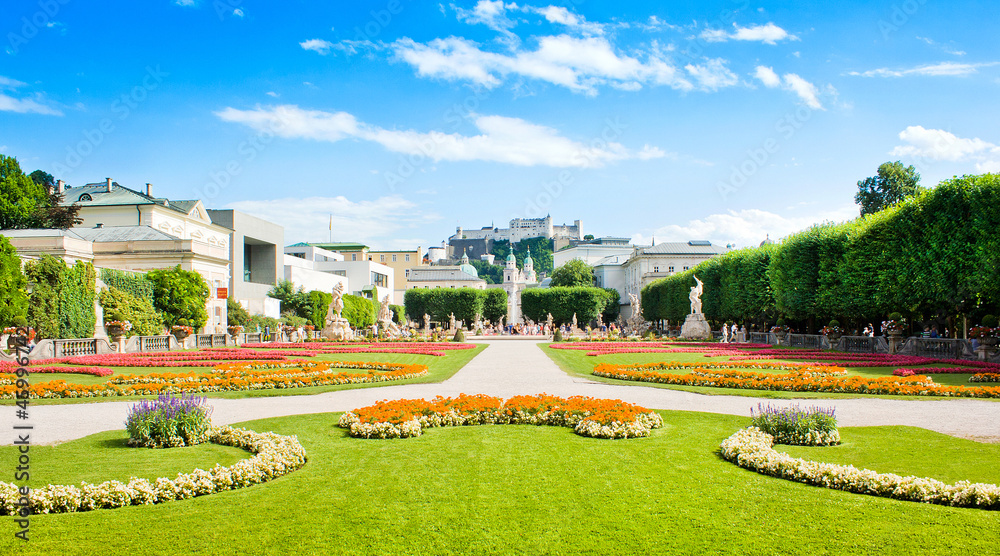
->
642, 173, 1000, 327
403, 288, 483, 325
520, 287, 614, 326
24, 254, 96, 339
99, 268, 155, 303
342, 294, 376, 329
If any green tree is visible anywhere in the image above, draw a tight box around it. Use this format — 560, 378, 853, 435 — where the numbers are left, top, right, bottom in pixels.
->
0, 155, 48, 229
549, 259, 594, 287
0, 236, 28, 327
24, 254, 64, 339
855, 161, 922, 216
268, 279, 310, 318
99, 287, 163, 336
307, 290, 333, 328
29, 170, 54, 189
61, 260, 96, 338
227, 297, 251, 327
342, 294, 376, 328
146, 266, 210, 329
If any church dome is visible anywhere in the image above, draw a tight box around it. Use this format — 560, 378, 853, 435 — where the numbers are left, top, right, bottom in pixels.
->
506, 249, 516, 263
524, 248, 533, 266
460, 263, 479, 278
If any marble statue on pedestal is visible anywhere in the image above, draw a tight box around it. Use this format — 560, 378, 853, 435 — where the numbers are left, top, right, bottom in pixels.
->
680, 275, 711, 340
322, 283, 354, 341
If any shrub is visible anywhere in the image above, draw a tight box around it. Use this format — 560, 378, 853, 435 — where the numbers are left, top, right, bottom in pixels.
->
453, 329, 466, 343
553, 328, 563, 342
99, 287, 163, 337
227, 297, 251, 327
775, 318, 786, 327
828, 319, 841, 328
146, 266, 209, 330
342, 294, 376, 329
125, 393, 213, 448
750, 403, 840, 446
0, 236, 27, 328
982, 314, 999, 328
99, 268, 154, 303
887, 311, 903, 322
389, 304, 405, 325
60, 260, 96, 339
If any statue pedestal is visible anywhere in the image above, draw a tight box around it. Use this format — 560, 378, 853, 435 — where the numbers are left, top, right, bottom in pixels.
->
680, 313, 712, 340
322, 317, 354, 341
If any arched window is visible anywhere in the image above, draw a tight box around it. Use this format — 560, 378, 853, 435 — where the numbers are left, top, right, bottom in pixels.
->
78, 194, 92, 202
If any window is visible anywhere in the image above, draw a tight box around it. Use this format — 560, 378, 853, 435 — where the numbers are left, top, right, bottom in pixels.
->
371, 272, 388, 288
683, 266, 689, 271
351, 254, 357, 261
405, 254, 410, 262
380, 254, 385, 262
78, 194, 92, 202
653, 266, 659, 273
392, 254, 397, 262
244, 244, 253, 282
668, 265, 674, 273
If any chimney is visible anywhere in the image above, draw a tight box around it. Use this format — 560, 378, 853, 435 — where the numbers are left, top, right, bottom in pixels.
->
106, 177, 113, 192
57, 179, 65, 194
146, 183, 153, 197
95, 223, 104, 229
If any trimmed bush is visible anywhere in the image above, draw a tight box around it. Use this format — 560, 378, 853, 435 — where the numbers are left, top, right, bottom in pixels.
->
342, 294, 376, 329
125, 393, 213, 448
146, 266, 209, 330
553, 328, 563, 342
0, 236, 27, 328
99, 268, 154, 303
982, 314, 998, 328
453, 329, 466, 343
521, 287, 609, 325
99, 287, 163, 337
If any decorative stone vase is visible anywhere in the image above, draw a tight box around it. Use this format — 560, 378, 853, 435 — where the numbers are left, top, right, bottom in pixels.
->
887, 330, 904, 354
172, 330, 190, 342
228, 326, 243, 338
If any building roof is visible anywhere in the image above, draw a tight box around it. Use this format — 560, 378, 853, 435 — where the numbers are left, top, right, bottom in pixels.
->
308, 242, 369, 251
0, 228, 86, 239
409, 265, 483, 282
593, 254, 627, 267
61, 182, 204, 219
73, 225, 179, 242
638, 241, 729, 256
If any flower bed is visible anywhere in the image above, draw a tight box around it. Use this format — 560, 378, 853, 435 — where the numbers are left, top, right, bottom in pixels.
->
0, 361, 428, 399
750, 404, 840, 446
126, 394, 213, 448
0, 426, 307, 515
720, 427, 1000, 510
0, 365, 113, 377
240, 342, 476, 357
592, 361, 1000, 398
338, 394, 663, 440
970, 374, 1000, 383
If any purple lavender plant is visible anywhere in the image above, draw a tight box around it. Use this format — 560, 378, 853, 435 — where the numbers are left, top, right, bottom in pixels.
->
750, 403, 838, 445
126, 393, 213, 448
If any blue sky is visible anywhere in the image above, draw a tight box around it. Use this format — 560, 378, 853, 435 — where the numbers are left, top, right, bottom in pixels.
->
2, 0, 998, 250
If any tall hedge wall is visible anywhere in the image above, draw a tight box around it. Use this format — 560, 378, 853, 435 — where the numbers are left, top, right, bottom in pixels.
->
99, 268, 155, 303
24, 254, 96, 339
520, 287, 613, 326
342, 294, 376, 329
403, 288, 510, 325
642, 173, 1000, 329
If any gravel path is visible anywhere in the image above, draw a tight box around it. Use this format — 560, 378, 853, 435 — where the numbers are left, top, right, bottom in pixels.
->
4, 339, 999, 445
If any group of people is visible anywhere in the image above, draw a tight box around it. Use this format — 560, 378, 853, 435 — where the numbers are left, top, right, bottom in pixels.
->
719, 323, 747, 343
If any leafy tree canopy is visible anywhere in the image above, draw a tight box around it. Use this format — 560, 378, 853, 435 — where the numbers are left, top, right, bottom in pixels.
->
146, 265, 210, 329
550, 259, 595, 287
855, 161, 922, 216
0, 155, 48, 230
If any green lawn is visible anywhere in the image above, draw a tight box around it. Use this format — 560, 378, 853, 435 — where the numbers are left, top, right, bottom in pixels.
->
542, 343, 993, 400
3, 411, 998, 555
10, 345, 485, 406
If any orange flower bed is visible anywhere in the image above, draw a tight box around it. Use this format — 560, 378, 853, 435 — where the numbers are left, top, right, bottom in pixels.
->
593, 361, 1000, 398
338, 393, 664, 439
0, 360, 428, 399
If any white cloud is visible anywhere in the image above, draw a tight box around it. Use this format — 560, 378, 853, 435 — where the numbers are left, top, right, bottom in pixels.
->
700, 22, 798, 45
174, 0, 196, 6
453, 1, 518, 32
233, 8, 244, 18
753, 65, 781, 88
391, 34, 696, 94
0, 77, 62, 115
684, 58, 739, 91
781, 73, 823, 109
300, 39, 335, 55
215, 104, 662, 168
265, 91, 279, 98
227, 195, 440, 249
848, 62, 996, 78
890, 126, 1000, 171
637, 145, 667, 160
636, 205, 858, 249
529, 5, 605, 35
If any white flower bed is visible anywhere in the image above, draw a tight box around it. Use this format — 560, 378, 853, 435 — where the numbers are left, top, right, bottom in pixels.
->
720, 427, 1000, 510
0, 426, 307, 515
337, 407, 664, 440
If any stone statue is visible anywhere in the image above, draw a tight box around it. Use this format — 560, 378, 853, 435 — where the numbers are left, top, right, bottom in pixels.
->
449, 313, 456, 331
331, 282, 345, 318
498, 315, 504, 330
423, 313, 431, 331
680, 275, 710, 340
689, 275, 704, 315
474, 312, 482, 330
626, 293, 648, 336
322, 282, 354, 341
546, 313, 553, 330
722, 323, 730, 343
377, 294, 401, 339
572, 313, 578, 329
